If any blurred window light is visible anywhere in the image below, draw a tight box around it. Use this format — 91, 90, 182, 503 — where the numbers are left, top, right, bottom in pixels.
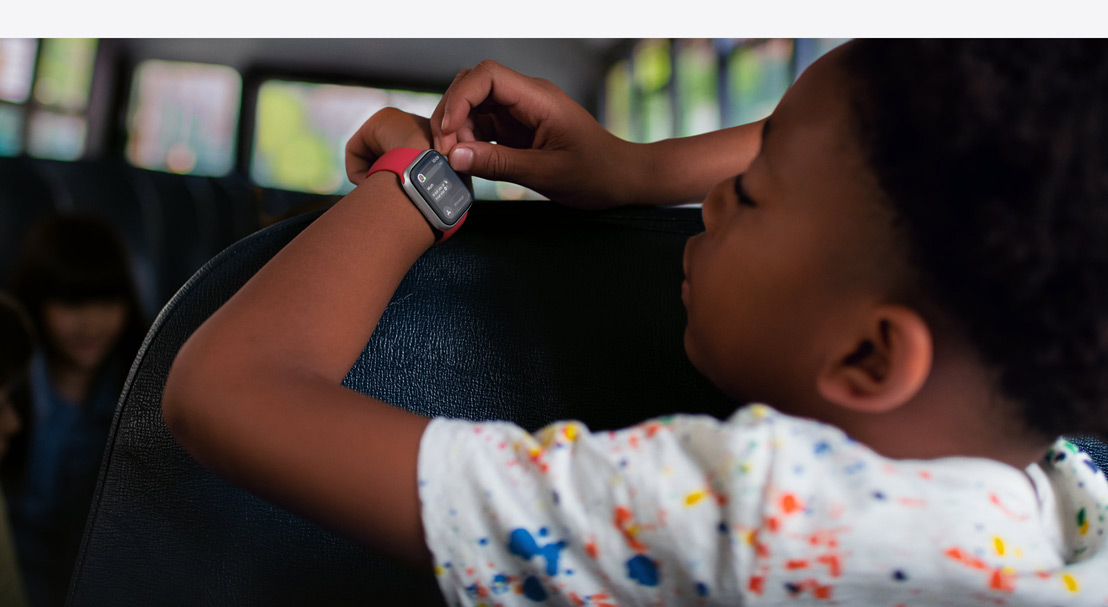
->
634, 39, 673, 143
385, 89, 441, 119
641, 91, 673, 143
604, 60, 632, 141
250, 80, 442, 195
125, 60, 242, 176
794, 38, 851, 78
469, 176, 545, 202
726, 39, 794, 127
251, 80, 389, 195
26, 110, 86, 160
676, 39, 720, 137
0, 38, 38, 103
816, 38, 850, 55
634, 39, 671, 94
0, 104, 24, 156
34, 38, 96, 112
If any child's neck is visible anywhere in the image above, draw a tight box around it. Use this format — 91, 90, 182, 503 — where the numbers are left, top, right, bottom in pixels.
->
826, 347, 1051, 470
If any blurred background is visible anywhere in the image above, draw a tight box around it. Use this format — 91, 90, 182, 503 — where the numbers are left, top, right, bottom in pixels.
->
0, 37, 847, 315
0, 35, 857, 342
0, 39, 847, 194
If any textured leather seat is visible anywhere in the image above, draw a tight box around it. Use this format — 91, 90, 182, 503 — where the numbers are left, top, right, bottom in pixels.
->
67, 201, 1108, 606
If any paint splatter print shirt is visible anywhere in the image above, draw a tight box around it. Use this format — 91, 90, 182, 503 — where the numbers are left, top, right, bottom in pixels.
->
417, 404, 1108, 606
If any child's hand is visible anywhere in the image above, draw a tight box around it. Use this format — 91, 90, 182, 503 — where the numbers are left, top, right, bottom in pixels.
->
345, 108, 434, 186
431, 60, 638, 209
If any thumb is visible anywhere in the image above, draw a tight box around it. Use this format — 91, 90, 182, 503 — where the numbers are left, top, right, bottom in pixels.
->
449, 142, 541, 184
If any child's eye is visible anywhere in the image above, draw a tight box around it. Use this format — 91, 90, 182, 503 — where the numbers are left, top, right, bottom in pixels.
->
733, 175, 757, 207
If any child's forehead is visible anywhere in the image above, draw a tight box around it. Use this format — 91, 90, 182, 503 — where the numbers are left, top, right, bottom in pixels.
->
772, 50, 853, 142
755, 48, 906, 285
759, 62, 862, 185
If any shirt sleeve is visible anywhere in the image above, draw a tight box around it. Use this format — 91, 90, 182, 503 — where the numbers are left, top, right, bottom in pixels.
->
417, 410, 776, 606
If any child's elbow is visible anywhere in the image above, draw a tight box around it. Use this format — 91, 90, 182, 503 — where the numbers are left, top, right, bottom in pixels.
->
162, 333, 212, 449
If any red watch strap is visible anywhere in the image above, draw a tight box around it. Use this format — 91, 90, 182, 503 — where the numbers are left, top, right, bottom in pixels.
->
437, 211, 467, 242
366, 147, 466, 243
366, 147, 422, 182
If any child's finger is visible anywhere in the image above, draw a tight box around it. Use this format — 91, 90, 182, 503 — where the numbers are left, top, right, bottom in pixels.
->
438, 61, 544, 140
344, 125, 377, 186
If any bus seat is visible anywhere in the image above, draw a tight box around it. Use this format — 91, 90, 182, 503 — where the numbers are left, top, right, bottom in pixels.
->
0, 157, 57, 287
128, 167, 224, 304
67, 201, 1108, 606
208, 174, 264, 247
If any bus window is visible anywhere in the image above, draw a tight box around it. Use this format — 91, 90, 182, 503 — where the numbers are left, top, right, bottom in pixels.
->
0, 38, 36, 104
633, 38, 674, 143
603, 59, 633, 142
601, 38, 849, 152
249, 79, 439, 195
725, 38, 794, 127
27, 38, 97, 160
675, 38, 721, 138
125, 60, 242, 176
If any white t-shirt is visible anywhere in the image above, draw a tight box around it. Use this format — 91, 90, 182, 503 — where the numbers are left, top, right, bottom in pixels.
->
417, 404, 1108, 606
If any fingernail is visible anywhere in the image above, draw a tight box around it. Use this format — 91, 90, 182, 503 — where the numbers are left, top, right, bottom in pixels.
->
450, 147, 474, 172
441, 111, 451, 132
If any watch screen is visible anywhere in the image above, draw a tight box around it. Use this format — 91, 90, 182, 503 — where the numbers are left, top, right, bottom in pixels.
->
408, 151, 472, 225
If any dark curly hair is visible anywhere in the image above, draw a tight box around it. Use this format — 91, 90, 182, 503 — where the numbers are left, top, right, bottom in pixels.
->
11, 212, 147, 368
840, 39, 1108, 441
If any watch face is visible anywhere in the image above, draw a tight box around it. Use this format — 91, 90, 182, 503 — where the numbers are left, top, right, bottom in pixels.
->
407, 151, 473, 226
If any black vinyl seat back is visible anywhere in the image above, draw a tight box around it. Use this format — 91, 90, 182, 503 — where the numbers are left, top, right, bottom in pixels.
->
68, 202, 735, 606
127, 168, 219, 305
0, 157, 57, 286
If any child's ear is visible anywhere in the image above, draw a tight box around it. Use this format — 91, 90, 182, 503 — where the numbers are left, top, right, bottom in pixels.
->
815, 305, 932, 414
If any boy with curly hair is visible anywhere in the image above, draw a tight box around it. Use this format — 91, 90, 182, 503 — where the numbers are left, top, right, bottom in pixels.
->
165, 40, 1108, 604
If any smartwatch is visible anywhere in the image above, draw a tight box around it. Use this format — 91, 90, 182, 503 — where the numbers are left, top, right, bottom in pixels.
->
366, 147, 473, 243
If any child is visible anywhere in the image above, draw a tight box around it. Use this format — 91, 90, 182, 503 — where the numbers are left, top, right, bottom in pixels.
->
163, 40, 1108, 605
7, 214, 147, 607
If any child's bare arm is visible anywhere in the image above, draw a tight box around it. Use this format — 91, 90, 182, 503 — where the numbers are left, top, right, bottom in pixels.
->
430, 59, 765, 208
162, 109, 439, 569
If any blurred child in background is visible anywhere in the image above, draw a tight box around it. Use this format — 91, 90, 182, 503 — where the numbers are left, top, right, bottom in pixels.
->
6, 214, 146, 607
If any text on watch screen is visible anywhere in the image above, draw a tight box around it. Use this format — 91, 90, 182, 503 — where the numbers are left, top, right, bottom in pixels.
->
411, 152, 470, 223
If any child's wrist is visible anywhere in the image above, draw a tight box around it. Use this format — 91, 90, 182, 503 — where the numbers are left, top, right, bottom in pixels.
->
616, 141, 654, 207
355, 172, 437, 252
